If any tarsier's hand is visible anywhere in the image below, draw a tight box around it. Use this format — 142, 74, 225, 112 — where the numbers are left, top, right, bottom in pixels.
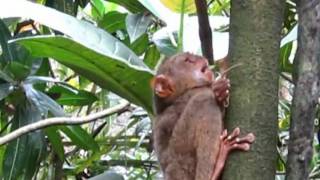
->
212, 78, 230, 107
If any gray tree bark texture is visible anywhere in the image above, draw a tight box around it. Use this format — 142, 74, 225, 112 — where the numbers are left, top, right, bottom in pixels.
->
285, 1, 320, 180
222, 1, 284, 180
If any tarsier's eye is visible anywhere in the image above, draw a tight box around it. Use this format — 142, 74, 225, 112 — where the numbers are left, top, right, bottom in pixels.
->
184, 57, 195, 63
201, 65, 208, 73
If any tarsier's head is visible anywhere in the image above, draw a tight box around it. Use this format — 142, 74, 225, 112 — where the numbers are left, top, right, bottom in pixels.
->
152, 52, 214, 102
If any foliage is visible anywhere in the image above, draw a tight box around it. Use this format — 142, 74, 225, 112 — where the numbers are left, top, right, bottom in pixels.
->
0, 0, 318, 179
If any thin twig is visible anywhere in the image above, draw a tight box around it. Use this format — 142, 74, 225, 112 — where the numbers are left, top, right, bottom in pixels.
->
0, 101, 130, 145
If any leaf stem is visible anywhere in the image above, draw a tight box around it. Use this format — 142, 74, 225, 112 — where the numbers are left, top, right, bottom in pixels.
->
178, 0, 186, 52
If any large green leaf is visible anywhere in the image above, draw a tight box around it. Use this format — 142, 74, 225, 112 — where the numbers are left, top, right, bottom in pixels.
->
130, 33, 149, 56
153, 30, 178, 56
16, 36, 154, 112
60, 125, 99, 151
0, 1, 154, 113
44, 127, 64, 160
98, 11, 127, 33
3, 101, 46, 180
125, 13, 152, 43
90, 0, 106, 20
0, 19, 12, 62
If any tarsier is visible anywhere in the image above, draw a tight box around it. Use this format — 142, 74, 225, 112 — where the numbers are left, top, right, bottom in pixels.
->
152, 52, 255, 180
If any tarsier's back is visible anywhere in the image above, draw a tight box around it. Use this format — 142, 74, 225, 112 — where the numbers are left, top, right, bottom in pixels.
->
153, 87, 223, 180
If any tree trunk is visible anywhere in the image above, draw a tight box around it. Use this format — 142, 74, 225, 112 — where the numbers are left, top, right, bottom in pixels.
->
285, 1, 320, 180
222, 1, 284, 180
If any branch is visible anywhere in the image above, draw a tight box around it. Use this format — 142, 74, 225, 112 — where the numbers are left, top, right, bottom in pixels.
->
99, 159, 158, 168
0, 101, 130, 145
195, 0, 214, 64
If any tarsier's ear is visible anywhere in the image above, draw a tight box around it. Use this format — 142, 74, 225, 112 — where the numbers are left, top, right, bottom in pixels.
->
151, 74, 175, 98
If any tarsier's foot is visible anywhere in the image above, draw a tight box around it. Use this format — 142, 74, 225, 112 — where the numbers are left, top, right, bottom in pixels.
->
212, 78, 230, 106
220, 127, 255, 152
211, 128, 255, 180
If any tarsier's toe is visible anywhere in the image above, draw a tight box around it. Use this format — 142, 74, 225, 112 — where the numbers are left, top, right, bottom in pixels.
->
246, 133, 256, 143
233, 143, 251, 151
227, 127, 240, 140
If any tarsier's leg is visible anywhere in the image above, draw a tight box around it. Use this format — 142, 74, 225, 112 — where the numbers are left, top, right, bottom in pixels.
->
210, 128, 256, 180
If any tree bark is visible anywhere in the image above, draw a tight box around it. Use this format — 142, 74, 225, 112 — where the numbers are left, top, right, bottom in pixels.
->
285, 1, 320, 180
222, 1, 284, 180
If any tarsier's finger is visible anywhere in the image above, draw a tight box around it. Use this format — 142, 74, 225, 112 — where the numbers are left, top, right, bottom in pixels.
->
213, 79, 230, 91
214, 84, 229, 98
226, 127, 240, 141
217, 90, 229, 102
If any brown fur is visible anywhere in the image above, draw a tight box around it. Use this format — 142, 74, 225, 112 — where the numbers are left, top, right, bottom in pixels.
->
152, 53, 223, 180
153, 87, 222, 180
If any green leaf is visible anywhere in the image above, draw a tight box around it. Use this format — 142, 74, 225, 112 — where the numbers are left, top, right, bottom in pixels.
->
130, 33, 149, 55
0, 19, 12, 62
279, 42, 293, 73
60, 125, 99, 151
11, 31, 43, 68
126, 13, 152, 43
90, 0, 105, 19
144, 45, 160, 69
15, 36, 154, 113
0, 83, 13, 101
105, 0, 145, 13
7, 61, 30, 81
24, 85, 65, 116
44, 127, 64, 160
58, 91, 97, 106
1, 1, 153, 112
3, 101, 46, 179
0, 70, 14, 82
98, 11, 127, 33
3, 135, 27, 179
153, 30, 178, 56
48, 85, 98, 106
0, 144, 5, 176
